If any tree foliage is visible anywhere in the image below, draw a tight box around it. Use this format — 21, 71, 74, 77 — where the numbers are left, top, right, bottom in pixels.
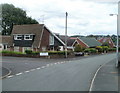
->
1, 3, 39, 35
74, 44, 83, 52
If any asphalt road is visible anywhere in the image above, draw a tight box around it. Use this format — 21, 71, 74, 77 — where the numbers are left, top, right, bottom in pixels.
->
2, 55, 99, 75
2, 53, 116, 91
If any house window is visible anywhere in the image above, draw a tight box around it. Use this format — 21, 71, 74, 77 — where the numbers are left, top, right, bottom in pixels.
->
24, 35, 33, 40
14, 35, 22, 40
49, 34, 54, 45
3, 45, 7, 50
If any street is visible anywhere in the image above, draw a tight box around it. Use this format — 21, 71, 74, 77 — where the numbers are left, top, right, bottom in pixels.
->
2, 53, 118, 91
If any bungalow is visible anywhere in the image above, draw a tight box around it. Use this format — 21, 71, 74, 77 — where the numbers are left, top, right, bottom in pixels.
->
1, 24, 65, 52
72, 37, 102, 48
97, 37, 115, 48
0, 36, 12, 51
58, 35, 76, 51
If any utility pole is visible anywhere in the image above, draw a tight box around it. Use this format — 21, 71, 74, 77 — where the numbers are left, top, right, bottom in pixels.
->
65, 12, 68, 58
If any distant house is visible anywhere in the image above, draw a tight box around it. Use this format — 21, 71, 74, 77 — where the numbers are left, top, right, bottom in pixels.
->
1, 24, 65, 52
97, 37, 115, 48
0, 36, 12, 51
58, 35, 76, 51
72, 37, 102, 48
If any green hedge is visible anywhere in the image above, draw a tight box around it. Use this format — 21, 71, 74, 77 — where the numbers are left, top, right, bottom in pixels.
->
24, 50, 71, 55
96, 46, 103, 52
1, 50, 23, 55
84, 48, 97, 53
108, 48, 116, 51
48, 51, 71, 55
25, 50, 32, 54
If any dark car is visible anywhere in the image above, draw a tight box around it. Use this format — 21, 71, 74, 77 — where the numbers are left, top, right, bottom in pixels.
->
74, 52, 84, 56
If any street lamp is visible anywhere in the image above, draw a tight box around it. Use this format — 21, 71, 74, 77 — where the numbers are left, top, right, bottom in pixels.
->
110, 14, 119, 67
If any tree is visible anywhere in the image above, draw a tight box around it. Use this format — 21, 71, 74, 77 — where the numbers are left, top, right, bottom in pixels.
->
102, 42, 110, 47
1, 3, 39, 35
74, 44, 83, 52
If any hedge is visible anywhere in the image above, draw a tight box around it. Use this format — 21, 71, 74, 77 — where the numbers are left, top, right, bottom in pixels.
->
48, 51, 71, 55
1, 50, 23, 55
108, 48, 116, 51
84, 48, 97, 53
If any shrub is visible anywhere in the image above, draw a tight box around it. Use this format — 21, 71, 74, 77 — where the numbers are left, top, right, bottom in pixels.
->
32, 51, 40, 55
74, 44, 83, 52
48, 51, 65, 55
102, 46, 109, 52
25, 50, 33, 54
1, 50, 23, 54
96, 46, 103, 53
48, 51, 71, 55
108, 48, 116, 51
84, 48, 97, 54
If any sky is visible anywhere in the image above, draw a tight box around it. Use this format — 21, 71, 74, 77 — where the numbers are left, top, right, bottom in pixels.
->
1, 0, 120, 36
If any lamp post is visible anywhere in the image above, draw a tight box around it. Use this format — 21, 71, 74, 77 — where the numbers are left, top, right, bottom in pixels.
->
110, 13, 119, 67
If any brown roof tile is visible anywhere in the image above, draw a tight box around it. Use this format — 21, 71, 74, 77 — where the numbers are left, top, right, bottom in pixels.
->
12, 24, 44, 47
0, 35, 12, 46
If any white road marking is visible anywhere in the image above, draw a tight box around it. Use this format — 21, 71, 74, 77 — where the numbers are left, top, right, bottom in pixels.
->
89, 62, 108, 92
41, 66, 45, 68
36, 68, 41, 70
7, 75, 14, 78
16, 73, 23, 76
30, 69, 36, 71
25, 71, 30, 73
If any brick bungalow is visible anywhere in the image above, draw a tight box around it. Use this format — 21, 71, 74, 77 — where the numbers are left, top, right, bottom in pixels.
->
97, 37, 115, 48
1, 24, 65, 52
72, 37, 102, 48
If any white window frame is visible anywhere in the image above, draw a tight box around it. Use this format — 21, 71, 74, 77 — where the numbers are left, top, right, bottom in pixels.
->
49, 34, 54, 45
14, 35, 22, 40
24, 35, 33, 40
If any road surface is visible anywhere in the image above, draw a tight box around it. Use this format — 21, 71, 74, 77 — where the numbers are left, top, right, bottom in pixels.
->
2, 53, 117, 91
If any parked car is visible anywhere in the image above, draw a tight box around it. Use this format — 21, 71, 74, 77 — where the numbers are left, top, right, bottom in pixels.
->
74, 52, 84, 56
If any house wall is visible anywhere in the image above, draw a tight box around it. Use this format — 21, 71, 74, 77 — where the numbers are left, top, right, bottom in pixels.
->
77, 38, 89, 48
14, 38, 34, 47
40, 27, 50, 51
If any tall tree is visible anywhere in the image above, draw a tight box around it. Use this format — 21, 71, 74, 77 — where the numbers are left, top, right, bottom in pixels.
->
1, 3, 39, 35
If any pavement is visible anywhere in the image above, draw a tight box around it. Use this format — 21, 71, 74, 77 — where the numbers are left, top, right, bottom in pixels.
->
90, 59, 120, 93
0, 67, 11, 79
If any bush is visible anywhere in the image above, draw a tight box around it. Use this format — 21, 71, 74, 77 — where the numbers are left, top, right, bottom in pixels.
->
108, 48, 116, 51
84, 48, 97, 54
1, 50, 23, 54
48, 51, 65, 55
74, 44, 83, 52
102, 46, 109, 52
25, 50, 33, 54
96, 46, 103, 53
32, 51, 40, 55
48, 51, 71, 55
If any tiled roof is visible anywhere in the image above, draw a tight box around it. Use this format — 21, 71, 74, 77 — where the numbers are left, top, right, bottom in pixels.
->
59, 35, 76, 46
12, 24, 44, 47
0, 35, 12, 46
79, 37, 102, 47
